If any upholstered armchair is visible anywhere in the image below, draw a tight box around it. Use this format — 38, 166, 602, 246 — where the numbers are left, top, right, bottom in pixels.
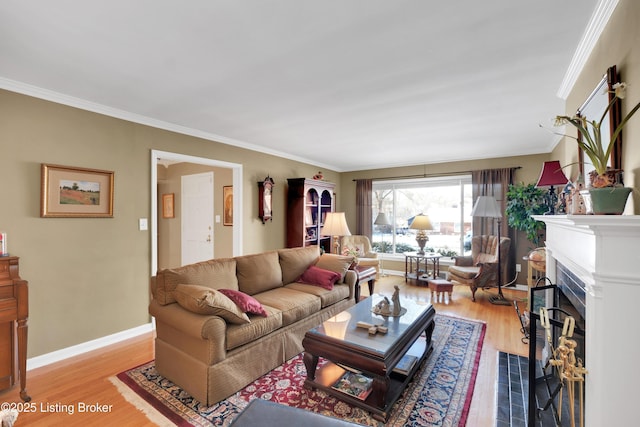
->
447, 235, 511, 302
341, 235, 380, 278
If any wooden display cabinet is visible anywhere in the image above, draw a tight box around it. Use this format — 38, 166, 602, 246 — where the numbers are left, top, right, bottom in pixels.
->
286, 178, 335, 253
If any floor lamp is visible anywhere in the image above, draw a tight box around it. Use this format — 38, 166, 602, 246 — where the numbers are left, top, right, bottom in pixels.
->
471, 196, 510, 305
374, 212, 391, 276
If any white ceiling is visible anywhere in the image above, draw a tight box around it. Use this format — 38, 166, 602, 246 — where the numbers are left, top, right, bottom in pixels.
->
0, 0, 606, 172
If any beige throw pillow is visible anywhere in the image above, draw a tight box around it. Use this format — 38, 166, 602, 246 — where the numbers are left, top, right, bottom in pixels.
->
174, 284, 250, 324
314, 253, 355, 282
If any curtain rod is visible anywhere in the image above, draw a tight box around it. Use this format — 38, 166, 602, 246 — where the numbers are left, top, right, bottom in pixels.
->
352, 166, 521, 182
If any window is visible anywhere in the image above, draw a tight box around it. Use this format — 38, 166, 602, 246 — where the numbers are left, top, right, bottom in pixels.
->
372, 175, 472, 257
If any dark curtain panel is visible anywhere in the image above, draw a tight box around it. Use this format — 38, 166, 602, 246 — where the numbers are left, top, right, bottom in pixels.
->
355, 179, 373, 237
471, 168, 517, 284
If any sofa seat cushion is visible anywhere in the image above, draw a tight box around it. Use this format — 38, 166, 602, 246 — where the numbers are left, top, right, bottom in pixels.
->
448, 265, 480, 280
253, 288, 321, 326
226, 306, 283, 351
236, 251, 283, 295
278, 246, 320, 285
154, 257, 238, 305
285, 282, 349, 308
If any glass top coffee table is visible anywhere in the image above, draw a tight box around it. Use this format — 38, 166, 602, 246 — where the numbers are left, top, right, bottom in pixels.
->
302, 294, 436, 422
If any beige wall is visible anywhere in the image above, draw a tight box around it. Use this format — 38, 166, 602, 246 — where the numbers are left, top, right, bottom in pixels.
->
0, 89, 339, 357
552, 0, 639, 215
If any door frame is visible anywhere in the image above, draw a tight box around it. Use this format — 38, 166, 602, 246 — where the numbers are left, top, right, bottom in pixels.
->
151, 150, 243, 275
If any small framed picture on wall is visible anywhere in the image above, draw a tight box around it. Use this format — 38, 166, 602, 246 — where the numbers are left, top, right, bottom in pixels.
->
223, 186, 233, 226
162, 193, 175, 218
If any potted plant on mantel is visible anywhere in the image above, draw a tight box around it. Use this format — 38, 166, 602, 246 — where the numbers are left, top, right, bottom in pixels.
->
555, 81, 640, 214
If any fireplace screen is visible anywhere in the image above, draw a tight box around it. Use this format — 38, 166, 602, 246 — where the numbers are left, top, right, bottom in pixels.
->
528, 281, 586, 426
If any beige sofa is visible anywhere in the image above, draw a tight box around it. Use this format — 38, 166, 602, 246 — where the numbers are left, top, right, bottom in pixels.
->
149, 246, 356, 406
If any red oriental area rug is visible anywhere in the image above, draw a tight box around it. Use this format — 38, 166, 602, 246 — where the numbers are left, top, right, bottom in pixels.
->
110, 314, 485, 427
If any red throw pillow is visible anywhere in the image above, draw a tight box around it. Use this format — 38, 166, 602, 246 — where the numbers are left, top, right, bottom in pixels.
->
218, 289, 268, 316
298, 265, 341, 290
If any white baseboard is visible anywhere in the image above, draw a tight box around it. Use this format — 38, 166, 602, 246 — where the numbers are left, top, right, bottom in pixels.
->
27, 322, 154, 371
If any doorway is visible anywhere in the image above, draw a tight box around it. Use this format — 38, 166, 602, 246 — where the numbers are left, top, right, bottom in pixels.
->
151, 150, 243, 275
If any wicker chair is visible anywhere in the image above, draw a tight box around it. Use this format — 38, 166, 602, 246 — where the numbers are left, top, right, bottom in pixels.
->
447, 235, 511, 301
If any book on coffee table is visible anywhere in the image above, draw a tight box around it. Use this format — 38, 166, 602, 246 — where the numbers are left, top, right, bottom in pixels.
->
392, 354, 418, 375
331, 371, 373, 400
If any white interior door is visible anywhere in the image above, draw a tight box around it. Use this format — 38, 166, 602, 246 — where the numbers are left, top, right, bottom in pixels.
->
181, 172, 214, 265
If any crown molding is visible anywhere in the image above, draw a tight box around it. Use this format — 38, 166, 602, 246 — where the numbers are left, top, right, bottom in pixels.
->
557, 0, 620, 100
0, 77, 340, 172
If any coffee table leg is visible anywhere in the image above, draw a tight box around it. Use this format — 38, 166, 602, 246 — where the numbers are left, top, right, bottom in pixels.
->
303, 352, 319, 385
370, 375, 389, 408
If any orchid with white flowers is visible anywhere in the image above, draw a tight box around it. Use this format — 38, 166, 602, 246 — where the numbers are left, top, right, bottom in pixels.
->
554, 82, 640, 187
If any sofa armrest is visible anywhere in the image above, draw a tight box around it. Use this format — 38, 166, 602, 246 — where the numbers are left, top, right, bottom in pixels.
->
364, 251, 378, 258
452, 255, 474, 266
474, 261, 499, 288
343, 269, 357, 300
149, 299, 227, 341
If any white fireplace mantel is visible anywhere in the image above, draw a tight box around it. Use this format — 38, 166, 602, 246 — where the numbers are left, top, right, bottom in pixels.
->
533, 215, 640, 427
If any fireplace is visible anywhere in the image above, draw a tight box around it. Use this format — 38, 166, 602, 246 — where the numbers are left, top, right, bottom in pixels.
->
533, 215, 640, 427
556, 262, 586, 358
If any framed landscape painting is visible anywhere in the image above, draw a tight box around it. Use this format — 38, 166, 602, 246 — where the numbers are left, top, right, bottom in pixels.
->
41, 164, 114, 218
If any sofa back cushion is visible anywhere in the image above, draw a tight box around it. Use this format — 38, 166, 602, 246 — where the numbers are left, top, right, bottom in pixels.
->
278, 246, 321, 285
154, 257, 238, 305
236, 251, 283, 295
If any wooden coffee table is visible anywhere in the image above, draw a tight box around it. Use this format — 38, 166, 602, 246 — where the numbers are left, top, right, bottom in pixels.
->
302, 295, 436, 422
353, 265, 376, 302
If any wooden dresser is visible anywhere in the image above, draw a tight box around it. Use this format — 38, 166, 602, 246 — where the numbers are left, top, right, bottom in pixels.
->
0, 256, 30, 401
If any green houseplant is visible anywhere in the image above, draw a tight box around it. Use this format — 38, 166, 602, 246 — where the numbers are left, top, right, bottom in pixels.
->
505, 183, 547, 246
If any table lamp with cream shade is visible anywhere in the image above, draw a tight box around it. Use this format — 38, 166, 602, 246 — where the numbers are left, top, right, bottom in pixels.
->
320, 212, 351, 254
409, 214, 433, 255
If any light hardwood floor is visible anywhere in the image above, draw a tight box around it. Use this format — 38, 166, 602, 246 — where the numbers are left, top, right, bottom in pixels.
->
0, 274, 528, 426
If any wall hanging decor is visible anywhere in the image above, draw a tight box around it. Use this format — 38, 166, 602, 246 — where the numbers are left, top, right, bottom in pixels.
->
258, 176, 274, 224
40, 164, 114, 218
162, 193, 175, 218
223, 185, 233, 226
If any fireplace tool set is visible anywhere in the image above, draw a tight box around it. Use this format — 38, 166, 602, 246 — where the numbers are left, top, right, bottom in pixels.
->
525, 278, 587, 427
541, 307, 588, 427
